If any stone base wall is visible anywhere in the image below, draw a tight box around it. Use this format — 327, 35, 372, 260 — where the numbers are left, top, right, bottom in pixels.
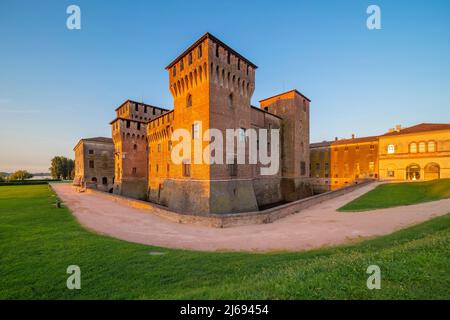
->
252, 177, 283, 207
280, 177, 314, 201
159, 179, 211, 214
114, 179, 147, 201
83, 180, 373, 228
209, 180, 259, 214
148, 177, 313, 214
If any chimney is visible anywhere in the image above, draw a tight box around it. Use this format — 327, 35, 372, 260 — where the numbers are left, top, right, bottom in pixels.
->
351, 134, 355, 139
395, 124, 402, 132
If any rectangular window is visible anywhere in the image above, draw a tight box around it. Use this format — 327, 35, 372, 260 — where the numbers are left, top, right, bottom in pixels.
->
369, 161, 375, 172
387, 144, 395, 154
419, 142, 426, 153
137, 122, 141, 130
300, 161, 306, 176
126, 120, 130, 128
239, 128, 246, 142
387, 170, 395, 177
132, 167, 137, 175
229, 157, 238, 177
188, 52, 192, 65
229, 163, 238, 177
198, 45, 202, 58
88, 150, 94, 155
182, 162, 190, 177
135, 103, 138, 111
89, 160, 94, 168
192, 123, 200, 140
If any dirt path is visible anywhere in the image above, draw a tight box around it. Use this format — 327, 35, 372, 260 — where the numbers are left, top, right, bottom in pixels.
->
51, 183, 450, 252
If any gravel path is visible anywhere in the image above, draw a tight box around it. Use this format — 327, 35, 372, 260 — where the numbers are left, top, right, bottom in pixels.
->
51, 183, 450, 252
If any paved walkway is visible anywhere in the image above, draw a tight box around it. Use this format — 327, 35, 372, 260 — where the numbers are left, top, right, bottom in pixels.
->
51, 183, 450, 252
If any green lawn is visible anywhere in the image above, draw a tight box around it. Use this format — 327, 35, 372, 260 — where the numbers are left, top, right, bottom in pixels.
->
339, 179, 450, 212
0, 185, 449, 299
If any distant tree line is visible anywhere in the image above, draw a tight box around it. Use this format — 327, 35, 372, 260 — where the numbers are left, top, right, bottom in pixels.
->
0, 170, 33, 181
49, 156, 75, 180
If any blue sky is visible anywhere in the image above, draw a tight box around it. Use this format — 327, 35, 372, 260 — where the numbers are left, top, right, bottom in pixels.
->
0, 0, 449, 172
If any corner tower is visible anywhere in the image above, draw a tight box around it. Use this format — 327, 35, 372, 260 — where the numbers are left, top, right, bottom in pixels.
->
164, 33, 259, 213
260, 90, 312, 200
111, 100, 168, 200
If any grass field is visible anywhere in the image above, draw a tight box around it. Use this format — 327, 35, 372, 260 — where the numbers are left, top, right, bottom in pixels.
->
0, 185, 449, 299
339, 179, 450, 212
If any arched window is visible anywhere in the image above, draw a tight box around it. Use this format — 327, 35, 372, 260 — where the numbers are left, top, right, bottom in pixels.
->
419, 141, 426, 153
102, 177, 107, 185
186, 94, 192, 108
172, 66, 176, 77
133, 144, 137, 151
427, 141, 436, 153
228, 94, 233, 108
409, 142, 417, 153
91, 177, 97, 183
387, 144, 395, 154
198, 45, 202, 58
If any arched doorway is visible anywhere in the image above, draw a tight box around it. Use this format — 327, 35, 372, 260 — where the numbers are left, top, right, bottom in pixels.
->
406, 164, 420, 181
424, 163, 440, 180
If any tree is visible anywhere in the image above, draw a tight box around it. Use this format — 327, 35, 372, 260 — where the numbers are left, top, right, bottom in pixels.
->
50, 156, 75, 180
9, 170, 33, 180
0, 172, 7, 182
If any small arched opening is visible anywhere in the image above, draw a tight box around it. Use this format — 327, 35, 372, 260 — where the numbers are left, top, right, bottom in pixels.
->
424, 163, 440, 180
406, 164, 421, 181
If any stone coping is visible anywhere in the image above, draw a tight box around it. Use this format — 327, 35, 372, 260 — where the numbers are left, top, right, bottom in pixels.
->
59, 181, 373, 228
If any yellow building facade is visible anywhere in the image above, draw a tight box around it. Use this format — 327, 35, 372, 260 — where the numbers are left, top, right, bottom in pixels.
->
310, 123, 450, 192
378, 123, 450, 181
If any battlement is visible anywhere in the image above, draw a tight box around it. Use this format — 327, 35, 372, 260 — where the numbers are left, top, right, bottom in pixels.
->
111, 117, 147, 144
115, 100, 168, 122
147, 110, 175, 142
167, 33, 256, 99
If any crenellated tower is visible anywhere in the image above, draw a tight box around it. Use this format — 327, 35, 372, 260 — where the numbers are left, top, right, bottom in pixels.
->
111, 100, 168, 200
163, 33, 260, 213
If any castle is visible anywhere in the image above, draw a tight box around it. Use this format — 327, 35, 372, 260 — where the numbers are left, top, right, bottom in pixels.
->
74, 33, 312, 214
